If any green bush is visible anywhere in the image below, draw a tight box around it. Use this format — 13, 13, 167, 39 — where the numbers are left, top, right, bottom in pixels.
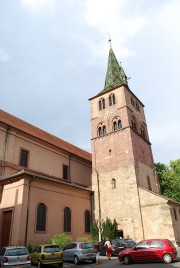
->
76, 236, 90, 242
90, 221, 99, 243
50, 233, 72, 249
26, 243, 33, 254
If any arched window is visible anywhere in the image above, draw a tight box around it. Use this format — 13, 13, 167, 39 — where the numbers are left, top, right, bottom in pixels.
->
131, 116, 137, 131
113, 117, 122, 131
64, 207, 71, 232
131, 97, 135, 106
99, 98, 105, 110
140, 125, 146, 138
36, 203, 46, 231
98, 122, 106, 137
118, 120, 122, 129
112, 178, 116, 189
103, 125, 106, 135
135, 102, 140, 111
113, 121, 117, 131
85, 210, 91, 232
109, 93, 115, 106
147, 176, 152, 191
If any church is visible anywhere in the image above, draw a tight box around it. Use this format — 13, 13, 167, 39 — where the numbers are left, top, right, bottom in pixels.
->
0, 43, 180, 248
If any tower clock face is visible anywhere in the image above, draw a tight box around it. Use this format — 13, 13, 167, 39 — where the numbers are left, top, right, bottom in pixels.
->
133, 112, 140, 120
103, 109, 112, 119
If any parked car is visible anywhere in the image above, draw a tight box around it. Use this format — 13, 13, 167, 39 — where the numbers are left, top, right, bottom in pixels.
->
0, 246, 31, 268
123, 238, 136, 248
63, 242, 96, 264
118, 238, 177, 264
100, 239, 126, 256
31, 244, 63, 267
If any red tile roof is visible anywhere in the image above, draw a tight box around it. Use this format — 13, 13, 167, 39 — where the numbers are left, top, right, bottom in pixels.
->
0, 109, 92, 162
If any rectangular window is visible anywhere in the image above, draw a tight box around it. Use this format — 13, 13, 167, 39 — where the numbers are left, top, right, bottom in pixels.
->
63, 165, 69, 180
19, 149, 29, 167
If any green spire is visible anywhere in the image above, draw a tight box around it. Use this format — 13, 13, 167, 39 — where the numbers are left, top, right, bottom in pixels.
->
104, 41, 127, 91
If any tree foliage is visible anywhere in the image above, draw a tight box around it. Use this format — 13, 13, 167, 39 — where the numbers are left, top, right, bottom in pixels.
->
102, 218, 117, 240
90, 217, 117, 242
90, 220, 99, 242
50, 233, 72, 249
155, 159, 180, 203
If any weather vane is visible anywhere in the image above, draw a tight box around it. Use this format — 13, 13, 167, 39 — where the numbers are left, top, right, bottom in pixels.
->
108, 33, 112, 47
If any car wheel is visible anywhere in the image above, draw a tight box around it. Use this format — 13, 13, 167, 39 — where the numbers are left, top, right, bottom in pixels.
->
74, 255, 79, 265
123, 255, 132, 265
162, 253, 172, 263
92, 258, 96, 263
38, 260, 43, 268
59, 262, 63, 267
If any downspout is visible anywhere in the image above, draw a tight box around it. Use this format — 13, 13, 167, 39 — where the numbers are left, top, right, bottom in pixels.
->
0, 127, 11, 179
93, 138, 102, 241
68, 154, 71, 182
24, 176, 34, 245
95, 168, 102, 242
90, 192, 94, 225
134, 162, 145, 239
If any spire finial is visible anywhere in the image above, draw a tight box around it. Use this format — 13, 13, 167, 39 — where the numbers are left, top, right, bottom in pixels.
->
108, 33, 112, 48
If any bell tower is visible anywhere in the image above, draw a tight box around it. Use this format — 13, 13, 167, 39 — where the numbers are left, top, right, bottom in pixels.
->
89, 41, 159, 241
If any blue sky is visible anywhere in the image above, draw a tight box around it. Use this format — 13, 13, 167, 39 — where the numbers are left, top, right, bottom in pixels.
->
0, 0, 180, 164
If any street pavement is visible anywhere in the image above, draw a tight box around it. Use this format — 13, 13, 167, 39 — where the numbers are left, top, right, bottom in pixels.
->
62, 247, 180, 267
31, 247, 180, 268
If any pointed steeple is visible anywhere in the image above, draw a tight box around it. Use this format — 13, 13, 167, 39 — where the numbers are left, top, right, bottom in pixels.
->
104, 39, 128, 91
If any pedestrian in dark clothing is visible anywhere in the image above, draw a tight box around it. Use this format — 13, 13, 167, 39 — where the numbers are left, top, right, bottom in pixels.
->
94, 242, 101, 264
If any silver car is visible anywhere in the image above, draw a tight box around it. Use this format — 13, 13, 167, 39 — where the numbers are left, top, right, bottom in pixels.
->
0, 246, 31, 268
63, 242, 96, 265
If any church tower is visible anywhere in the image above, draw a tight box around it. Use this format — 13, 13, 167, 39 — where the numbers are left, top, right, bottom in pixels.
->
89, 41, 160, 241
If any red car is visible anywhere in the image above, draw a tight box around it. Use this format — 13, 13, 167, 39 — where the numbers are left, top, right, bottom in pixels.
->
118, 238, 177, 264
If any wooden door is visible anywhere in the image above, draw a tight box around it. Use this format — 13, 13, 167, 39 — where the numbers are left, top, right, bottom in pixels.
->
1, 210, 13, 247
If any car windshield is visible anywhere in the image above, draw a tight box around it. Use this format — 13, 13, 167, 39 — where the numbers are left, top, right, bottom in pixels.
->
44, 246, 60, 253
124, 239, 134, 243
81, 243, 93, 249
112, 240, 125, 245
6, 248, 29, 256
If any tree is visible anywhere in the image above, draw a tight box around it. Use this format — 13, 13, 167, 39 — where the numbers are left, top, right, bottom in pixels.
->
155, 159, 180, 203
90, 220, 99, 242
90, 218, 117, 242
50, 233, 72, 249
101, 218, 117, 240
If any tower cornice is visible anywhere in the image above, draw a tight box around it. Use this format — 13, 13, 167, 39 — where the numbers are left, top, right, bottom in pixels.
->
89, 84, 144, 108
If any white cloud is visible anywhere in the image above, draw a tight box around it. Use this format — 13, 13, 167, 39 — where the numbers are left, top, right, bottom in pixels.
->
0, 47, 10, 62
83, 0, 146, 58
21, 0, 58, 17
158, 0, 180, 27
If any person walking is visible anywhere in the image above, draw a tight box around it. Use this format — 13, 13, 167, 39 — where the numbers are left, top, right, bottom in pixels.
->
104, 238, 112, 260
94, 241, 101, 264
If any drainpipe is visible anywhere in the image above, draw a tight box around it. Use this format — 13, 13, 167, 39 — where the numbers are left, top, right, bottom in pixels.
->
90, 192, 94, 224
24, 176, 34, 245
134, 162, 145, 239
0, 127, 11, 178
95, 168, 102, 242
93, 138, 102, 242
68, 154, 71, 182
